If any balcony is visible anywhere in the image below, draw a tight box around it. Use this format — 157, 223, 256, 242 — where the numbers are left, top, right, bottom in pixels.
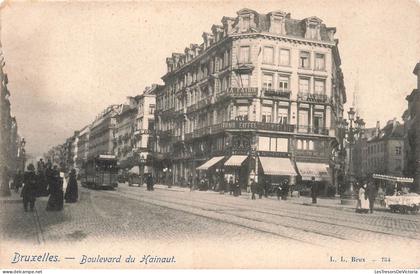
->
216, 87, 258, 102
297, 125, 329, 135
295, 149, 328, 158
222, 120, 295, 133
297, 92, 329, 103
262, 88, 291, 99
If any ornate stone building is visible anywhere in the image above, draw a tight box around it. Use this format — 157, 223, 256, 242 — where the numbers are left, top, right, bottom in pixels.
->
403, 62, 420, 192
155, 9, 346, 192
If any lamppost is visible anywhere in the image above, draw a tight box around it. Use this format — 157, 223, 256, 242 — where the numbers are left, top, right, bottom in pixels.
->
338, 107, 365, 204
20, 138, 26, 171
139, 154, 145, 185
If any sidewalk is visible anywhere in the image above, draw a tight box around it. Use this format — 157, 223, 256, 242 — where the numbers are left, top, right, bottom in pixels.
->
151, 183, 391, 213
0, 189, 23, 203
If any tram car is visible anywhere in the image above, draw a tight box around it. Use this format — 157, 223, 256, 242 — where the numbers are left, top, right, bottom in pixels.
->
80, 155, 118, 190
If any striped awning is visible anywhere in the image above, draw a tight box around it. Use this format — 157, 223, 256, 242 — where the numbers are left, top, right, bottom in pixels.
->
259, 157, 297, 176
196, 156, 224, 170
224, 155, 248, 167
372, 174, 414, 183
296, 162, 329, 181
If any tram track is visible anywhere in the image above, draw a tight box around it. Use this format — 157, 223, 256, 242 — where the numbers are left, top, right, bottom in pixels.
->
92, 188, 349, 248
113, 186, 420, 244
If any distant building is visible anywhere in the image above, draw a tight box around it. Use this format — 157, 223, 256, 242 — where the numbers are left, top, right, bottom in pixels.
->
76, 125, 90, 169
154, 8, 346, 193
88, 105, 121, 159
358, 119, 405, 178
403, 62, 420, 191
0, 39, 23, 185
113, 98, 138, 169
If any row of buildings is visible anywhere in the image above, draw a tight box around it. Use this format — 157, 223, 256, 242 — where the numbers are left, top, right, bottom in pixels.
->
46, 9, 420, 194
0, 37, 25, 195
349, 62, 420, 192
45, 85, 158, 175
48, 9, 348, 195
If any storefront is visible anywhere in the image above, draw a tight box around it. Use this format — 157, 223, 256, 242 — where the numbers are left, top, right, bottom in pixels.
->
295, 162, 330, 194
259, 157, 297, 192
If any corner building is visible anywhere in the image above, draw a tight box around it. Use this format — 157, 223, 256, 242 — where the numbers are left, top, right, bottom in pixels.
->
155, 9, 346, 193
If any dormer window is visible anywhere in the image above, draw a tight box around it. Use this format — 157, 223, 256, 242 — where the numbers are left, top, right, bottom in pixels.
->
242, 15, 251, 31
304, 17, 322, 40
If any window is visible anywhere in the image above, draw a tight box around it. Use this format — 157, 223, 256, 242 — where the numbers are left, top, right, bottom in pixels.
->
239, 46, 250, 63
277, 108, 288, 124
240, 74, 250, 87
298, 109, 309, 130
242, 16, 251, 31
299, 78, 310, 93
278, 76, 289, 91
237, 105, 248, 120
263, 74, 273, 89
276, 138, 288, 152
261, 106, 272, 123
313, 112, 324, 133
315, 53, 325, 70
263, 46, 274, 64
314, 79, 325, 94
272, 18, 283, 34
258, 136, 270, 151
395, 146, 402, 155
279, 49, 290, 66
299, 51, 310, 68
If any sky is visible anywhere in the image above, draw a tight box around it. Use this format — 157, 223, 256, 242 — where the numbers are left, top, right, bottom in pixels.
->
1, 0, 419, 157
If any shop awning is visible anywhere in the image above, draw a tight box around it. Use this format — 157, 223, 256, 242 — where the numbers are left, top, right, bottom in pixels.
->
259, 157, 297, 176
196, 156, 224, 170
224, 155, 248, 167
372, 174, 414, 183
296, 162, 329, 181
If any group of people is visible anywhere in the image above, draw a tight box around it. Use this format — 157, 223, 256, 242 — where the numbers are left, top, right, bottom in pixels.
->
356, 180, 377, 214
15, 159, 79, 212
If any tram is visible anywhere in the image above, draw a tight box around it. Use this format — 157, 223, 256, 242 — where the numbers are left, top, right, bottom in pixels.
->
80, 155, 118, 190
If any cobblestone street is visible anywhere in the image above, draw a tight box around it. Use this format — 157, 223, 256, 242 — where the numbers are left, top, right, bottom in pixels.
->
1, 183, 419, 246
1, 183, 420, 268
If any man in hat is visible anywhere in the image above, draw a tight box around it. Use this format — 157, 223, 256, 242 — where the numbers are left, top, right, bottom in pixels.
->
22, 164, 38, 212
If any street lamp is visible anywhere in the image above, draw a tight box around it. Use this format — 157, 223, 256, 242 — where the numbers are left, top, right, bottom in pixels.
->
338, 107, 365, 204
139, 154, 146, 186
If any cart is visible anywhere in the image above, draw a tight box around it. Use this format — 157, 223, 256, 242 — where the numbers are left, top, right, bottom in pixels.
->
127, 166, 143, 187
373, 174, 419, 214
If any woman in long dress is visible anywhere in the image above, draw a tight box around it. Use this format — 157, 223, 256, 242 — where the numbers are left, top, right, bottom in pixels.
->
46, 166, 64, 211
65, 169, 78, 203
357, 183, 370, 213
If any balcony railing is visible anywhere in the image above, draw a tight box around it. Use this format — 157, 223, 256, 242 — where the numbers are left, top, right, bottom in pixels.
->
297, 92, 329, 103
222, 120, 295, 132
262, 88, 291, 99
297, 125, 329, 135
216, 87, 258, 102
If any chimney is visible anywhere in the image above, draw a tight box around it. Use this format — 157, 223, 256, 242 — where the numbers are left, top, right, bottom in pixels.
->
376, 121, 380, 137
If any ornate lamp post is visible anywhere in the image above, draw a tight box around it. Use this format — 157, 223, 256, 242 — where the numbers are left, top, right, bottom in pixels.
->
338, 107, 365, 204
139, 154, 146, 185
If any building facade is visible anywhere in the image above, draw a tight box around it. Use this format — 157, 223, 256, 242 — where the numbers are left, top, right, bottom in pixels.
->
113, 99, 138, 168
0, 41, 23, 194
76, 125, 90, 169
88, 105, 121, 159
359, 119, 405, 178
155, 9, 346, 192
403, 62, 420, 192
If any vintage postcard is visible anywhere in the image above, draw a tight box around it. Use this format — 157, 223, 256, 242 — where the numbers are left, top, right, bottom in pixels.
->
0, 0, 419, 272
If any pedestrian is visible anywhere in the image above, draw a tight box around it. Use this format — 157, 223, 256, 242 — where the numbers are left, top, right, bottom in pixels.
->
258, 180, 264, 199
264, 178, 270, 198
13, 170, 23, 193
366, 180, 377, 213
281, 179, 289, 200
276, 184, 282, 200
146, 174, 154, 191
228, 176, 233, 195
64, 169, 78, 203
46, 166, 64, 211
356, 182, 369, 214
235, 177, 241, 196
21, 164, 38, 212
311, 177, 318, 204
250, 179, 257, 200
